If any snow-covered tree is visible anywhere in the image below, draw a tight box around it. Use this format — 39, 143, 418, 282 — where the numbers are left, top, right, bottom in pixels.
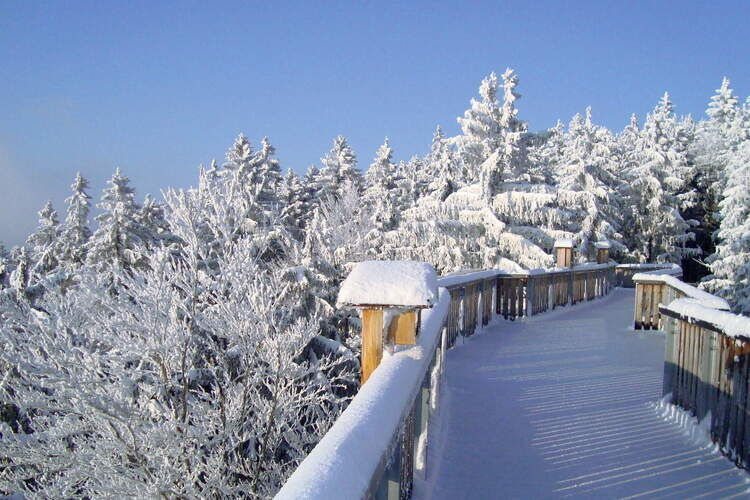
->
58, 172, 92, 267
26, 201, 61, 276
137, 194, 176, 251
554, 108, 624, 257
253, 136, 283, 211
626, 93, 697, 263
0, 166, 354, 496
424, 125, 462, 200
86, 168, 148, 273
364, 138, 402, 231
318, 136, 361, 202
455, 71, 503, 179
279, 169, 310, 241
526, 120, 564, 186
220, 135, 290, 263
703, 140, 750, 313
0, 243, 9, 289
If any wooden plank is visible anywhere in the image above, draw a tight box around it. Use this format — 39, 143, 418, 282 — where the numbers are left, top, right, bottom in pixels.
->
732, 345, 748, 463
742, 348, 750, 466
634, 283, 644, 329
390, 311, 417, 345
663, 315, 677, 397
361, 309, 384, 385
649, 284, 659, 329
675, 321, 688, 406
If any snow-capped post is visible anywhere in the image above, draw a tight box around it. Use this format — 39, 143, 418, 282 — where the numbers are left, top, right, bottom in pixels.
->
337, 261, 439, 385
595, 241, 611, 264
554, 239, 574, 268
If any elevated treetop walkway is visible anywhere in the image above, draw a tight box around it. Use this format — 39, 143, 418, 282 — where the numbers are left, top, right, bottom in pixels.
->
278, 248, 750, 499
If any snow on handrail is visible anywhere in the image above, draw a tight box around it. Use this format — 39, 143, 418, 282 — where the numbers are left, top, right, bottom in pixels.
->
630, 263, 683, 278
276, 289, 450, 500
661, 298, 750, 339
437, 269, 502, 288
437, 262, 616, 287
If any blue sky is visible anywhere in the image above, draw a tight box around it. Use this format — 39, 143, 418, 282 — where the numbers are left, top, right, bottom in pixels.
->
1, 0, 749, 245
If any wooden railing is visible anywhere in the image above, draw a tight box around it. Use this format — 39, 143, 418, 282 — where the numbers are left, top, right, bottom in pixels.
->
658, 296, 750, 468
277, 262, 616, 499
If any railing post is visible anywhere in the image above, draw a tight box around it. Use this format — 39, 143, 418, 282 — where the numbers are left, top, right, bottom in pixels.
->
595, 241, 610, 264
337, 261, 438, 386
554, 239, 573, 268
361, 309, 385, 385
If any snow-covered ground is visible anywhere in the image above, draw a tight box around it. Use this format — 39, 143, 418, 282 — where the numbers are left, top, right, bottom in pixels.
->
415, 288, 749, 499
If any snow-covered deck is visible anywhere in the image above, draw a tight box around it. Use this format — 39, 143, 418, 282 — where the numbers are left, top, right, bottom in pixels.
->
416, 288, 749, 499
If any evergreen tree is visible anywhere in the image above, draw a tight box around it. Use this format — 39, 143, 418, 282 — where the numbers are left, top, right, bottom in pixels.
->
425, 125, 461, 200
26, 201, 61, 276
303, 164, 323, 211
479, 68, 528, 200
704, 140, 750, 313
555, 108, 623, 256
526, 120, 563, 185
137, 194, 176, 250
86, 168, 148, 273
318, 136, 361, 202
58, 172, 92, 267
364, 138, 401, 231
0, 243, 11, 289
279, 169, 309, 240
627, 93, 697, 263
455, 71, 503, 180
253, 136, 283, 211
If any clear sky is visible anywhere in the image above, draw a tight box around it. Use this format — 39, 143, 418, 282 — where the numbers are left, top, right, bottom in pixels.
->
1, 0, 749, 246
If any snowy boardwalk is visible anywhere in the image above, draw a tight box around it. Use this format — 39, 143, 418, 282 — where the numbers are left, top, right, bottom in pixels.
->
417, 289, 749, 499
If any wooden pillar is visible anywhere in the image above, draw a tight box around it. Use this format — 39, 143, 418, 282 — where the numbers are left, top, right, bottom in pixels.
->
361, 308, 384, 385
596, 248, 609, 264
556, 247, 572, 268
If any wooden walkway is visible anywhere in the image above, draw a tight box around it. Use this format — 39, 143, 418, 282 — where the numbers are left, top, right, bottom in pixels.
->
416, 289, 749, 499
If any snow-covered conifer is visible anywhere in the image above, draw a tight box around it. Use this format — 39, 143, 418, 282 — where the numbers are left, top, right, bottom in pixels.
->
364, 138, 401, 231
318, 136, 361, 202
137, 194, 177, 250
626, 93, 697, 262
704, 140, 750, 312
280, 169, 310, 240
455, 72, 503, 179
58, 172, 92, 267
26, 201, 61, 275
479, 68, 527, 200
86, 168, 148, 273
425, 125, 461, 200
554, 108, 623, 256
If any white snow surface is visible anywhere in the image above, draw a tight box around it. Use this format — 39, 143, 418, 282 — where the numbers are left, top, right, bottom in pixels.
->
336, 260, 438, 308
276, 288, 450, 500
553, 238, 574, 248
617, 263, 681, 270
628, 262, 683, 276
594, 240, 611, 249
665, 298, 750, 339
633, 273, 729, 310
437, 269, 501, 288
415, 289, 749, 499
